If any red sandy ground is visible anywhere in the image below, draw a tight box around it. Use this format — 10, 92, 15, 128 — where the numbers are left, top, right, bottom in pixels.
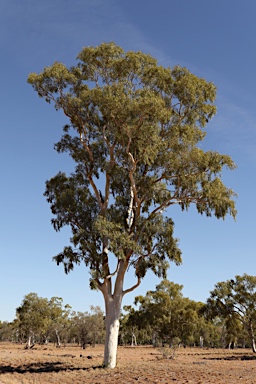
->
0, 343, 256, 383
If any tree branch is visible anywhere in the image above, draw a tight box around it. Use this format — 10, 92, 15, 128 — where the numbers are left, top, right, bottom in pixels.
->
126, 186, 134, 230
93, 278, 104, 293
106, 260, 120, 280
123, 277, 141, 296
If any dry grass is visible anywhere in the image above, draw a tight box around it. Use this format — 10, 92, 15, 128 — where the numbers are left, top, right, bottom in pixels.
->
0, 342, 256, 383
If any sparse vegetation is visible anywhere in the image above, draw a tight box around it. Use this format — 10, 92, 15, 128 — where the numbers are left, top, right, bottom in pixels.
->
1, 276, 256, 352
157, 337, 181, 360
1, 342, 256, 384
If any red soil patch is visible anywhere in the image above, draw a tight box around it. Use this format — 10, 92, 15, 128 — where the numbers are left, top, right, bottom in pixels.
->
0, 343, 255, 383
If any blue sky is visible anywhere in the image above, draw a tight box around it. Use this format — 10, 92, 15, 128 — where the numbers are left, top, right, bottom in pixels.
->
1, 0, 256, 321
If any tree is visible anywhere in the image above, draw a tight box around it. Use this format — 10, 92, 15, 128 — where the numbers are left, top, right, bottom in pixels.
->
0, 321, 16, 342
28, 42, 236, 368
120, 306, 151, 345
70, 306, 105, 348
16, 293, 50, 347
133, 280, 185, 346
47, 297, 71, 346
204, 274, 256, 352
128, 280, 206, 347
16, 293, 71, 347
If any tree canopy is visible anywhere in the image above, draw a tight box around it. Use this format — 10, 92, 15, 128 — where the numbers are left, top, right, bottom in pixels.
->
28, 42, 236, 287
16, 293, 71, 347
123, 280, 207, 347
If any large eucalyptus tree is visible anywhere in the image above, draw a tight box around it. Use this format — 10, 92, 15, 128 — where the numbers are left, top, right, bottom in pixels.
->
28, 42, 236, 368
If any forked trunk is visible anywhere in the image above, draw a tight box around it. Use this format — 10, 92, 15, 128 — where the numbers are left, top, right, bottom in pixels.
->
104, 296, 122, 368
101, 258, 135, 368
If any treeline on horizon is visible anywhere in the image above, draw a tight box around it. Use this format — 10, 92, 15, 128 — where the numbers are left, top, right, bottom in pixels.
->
1, 274, 256, 352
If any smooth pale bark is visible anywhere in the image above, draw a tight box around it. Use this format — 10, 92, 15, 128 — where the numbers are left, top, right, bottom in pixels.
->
252, 339, 256, 353
131, 331, 137, 347
99, 255, 140, 368
27, 335, 32, 348
101, 259, 138, 368
104, 295, 122, 368
249, 321, 256, 353
152, 331, 157, 347
55, 329, 61, 347
26, 331, 34, 348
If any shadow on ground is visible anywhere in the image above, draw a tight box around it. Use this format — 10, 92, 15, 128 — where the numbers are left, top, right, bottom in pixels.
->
0, 362, 104, 374
204, 354, 256, 361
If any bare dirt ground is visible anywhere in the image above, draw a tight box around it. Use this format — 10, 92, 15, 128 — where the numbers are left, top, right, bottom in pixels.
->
0, 343, 256, 384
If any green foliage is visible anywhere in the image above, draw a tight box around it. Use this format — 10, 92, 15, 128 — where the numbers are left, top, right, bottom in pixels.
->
120, 276, 256, 350
0, 321, 16, 342
70, 306, 105, 347
15, 293, 71, 345
122, 280, 210, 347
204, 274, 256, 351
16, 293, 50, 343
28, 41, 236, 293
204, 274, 256, 322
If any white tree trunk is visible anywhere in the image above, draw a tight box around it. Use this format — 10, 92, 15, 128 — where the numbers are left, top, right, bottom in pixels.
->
27, 335, 32, 348
249, 321, 256, 353
100, 259, 139, 368
104, 297, 122, 368
56, 329, 61, 347
27, 331, 34, 348
131, 329, 137, 346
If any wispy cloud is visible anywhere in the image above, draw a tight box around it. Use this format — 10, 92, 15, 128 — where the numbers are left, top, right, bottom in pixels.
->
3, 0, 254, 164
0, 0, 175, 70
205, 94, 256, 163
0, 0, 127, 66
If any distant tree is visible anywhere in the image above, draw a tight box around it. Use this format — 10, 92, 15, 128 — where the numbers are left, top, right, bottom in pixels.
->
204, 274, 256, 352
16, 293, 50, 347
70, 306, 105, 348
0, 321, 15, 342
129, 280, 206, 346
223, 314, 244, 349
16, 293, 71, 347
192, 311, 220, 348
120, 306, 151, 345
47, 297, 71, 346
28, 42, 236, 368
